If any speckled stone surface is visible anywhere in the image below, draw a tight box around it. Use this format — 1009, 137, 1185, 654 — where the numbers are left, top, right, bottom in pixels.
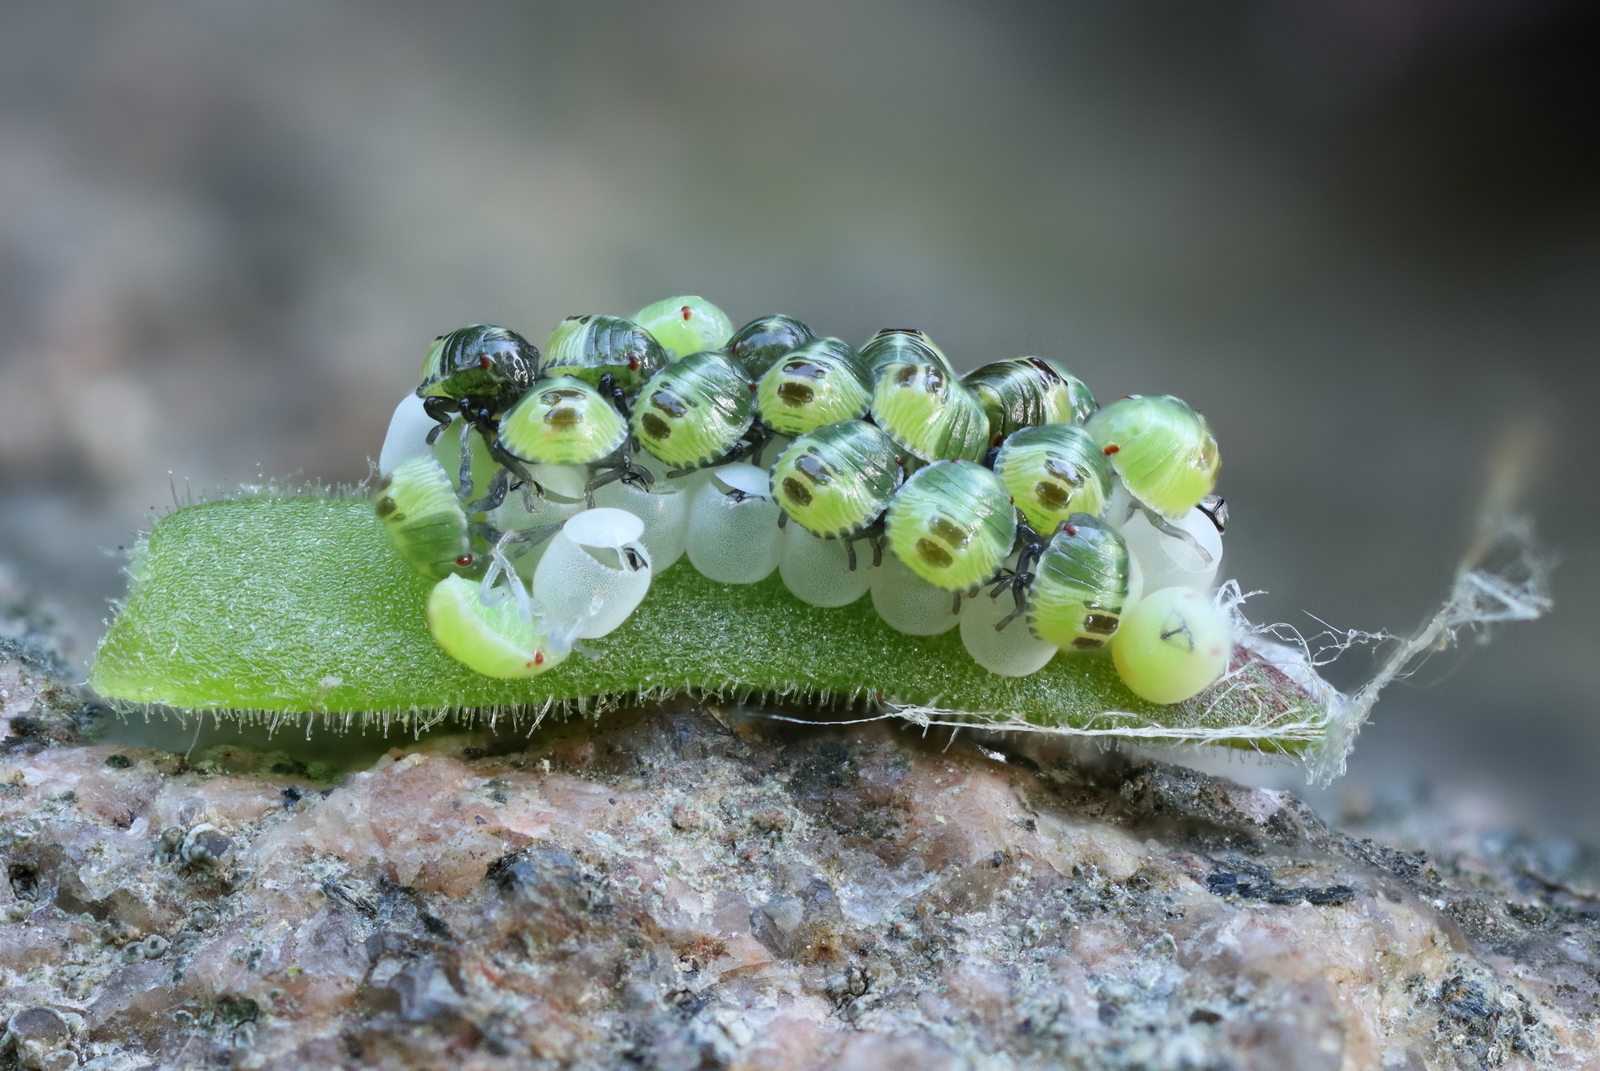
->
1, 649, 1597, 1070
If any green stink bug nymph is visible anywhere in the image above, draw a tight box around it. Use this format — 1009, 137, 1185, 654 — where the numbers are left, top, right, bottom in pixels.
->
884, 460, 1015, 592
632, 351, 757, 470
755, 337, 874, 436
870, 360, 991, 464
859, 327, 954, 378
374, 455, 476, 580
725, 314, 815, 379
1086, 394, 1219, 520
964, 356, 1096, 437
769, 420, 902, 540
416, 324, 541, 444
632, 296, 734, 359
495, 376, 629, 468
1020, 515, 1136, 651
427, 573, 571, 679
992, 424, 1112, 534
543, 314, 668, 411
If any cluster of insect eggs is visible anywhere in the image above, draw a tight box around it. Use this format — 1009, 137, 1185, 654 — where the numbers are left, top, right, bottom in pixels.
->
375, 296, 1231, 704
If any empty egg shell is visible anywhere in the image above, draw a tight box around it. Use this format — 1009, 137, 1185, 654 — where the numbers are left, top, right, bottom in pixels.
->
379, 393, 440, 476
533, 508, 653, 639
590, 477, 690, 571
1119, 505, 1223, 594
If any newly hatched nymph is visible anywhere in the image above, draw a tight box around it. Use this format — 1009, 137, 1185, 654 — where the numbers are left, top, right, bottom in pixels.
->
542, 315, 668, 412
992, 424, 1112, 534
416, 324, 540, 444
884, 460, 1016, 592
755, 337, 873, 436
1086, 394, 1219, 520
769, 420, 902, 540
871, 360, 991, 463
724, 314, 815, 379
964, 357, 1096, 438
632, 296, 734, 359
631, 351, 756, 470
374, 455, 475, 580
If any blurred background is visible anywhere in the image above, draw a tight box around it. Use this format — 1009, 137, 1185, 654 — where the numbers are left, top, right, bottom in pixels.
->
0, 1, 1595, 836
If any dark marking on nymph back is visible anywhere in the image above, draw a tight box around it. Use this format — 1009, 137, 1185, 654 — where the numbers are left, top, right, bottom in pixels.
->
784, 360, 827, 380
915, 538, 953, 569
781, 477, 813, 507
928, 516, 971, 549
795, 455, 832, 486
1035, 480, 1069, 510
649, 390, 688, 418
1082, 613, 1119, 635
777, 382, 816, 407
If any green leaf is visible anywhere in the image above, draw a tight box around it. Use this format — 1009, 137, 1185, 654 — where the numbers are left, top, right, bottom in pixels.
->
89, 496, 1333, 751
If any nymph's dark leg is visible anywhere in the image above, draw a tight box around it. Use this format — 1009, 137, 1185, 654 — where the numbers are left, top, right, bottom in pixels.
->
688, 426, 772, 474
1013, 523, 1046, 578
598, 372, 630, 417
488, 439, 544, 500
422, 396, 456, 445
994, 571, 1032, 631
584, 444, 653, 505
465, 468, 509, 514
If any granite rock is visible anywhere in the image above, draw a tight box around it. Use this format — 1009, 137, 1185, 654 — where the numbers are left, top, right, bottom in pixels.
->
1, 659, 1596, 1069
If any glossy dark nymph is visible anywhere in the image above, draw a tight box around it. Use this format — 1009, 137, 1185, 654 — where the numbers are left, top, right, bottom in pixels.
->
724, 314, 815, 378
416, 324, 541, 444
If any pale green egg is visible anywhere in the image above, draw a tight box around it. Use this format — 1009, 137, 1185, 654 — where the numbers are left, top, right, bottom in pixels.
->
1112, 586, 1231, 704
